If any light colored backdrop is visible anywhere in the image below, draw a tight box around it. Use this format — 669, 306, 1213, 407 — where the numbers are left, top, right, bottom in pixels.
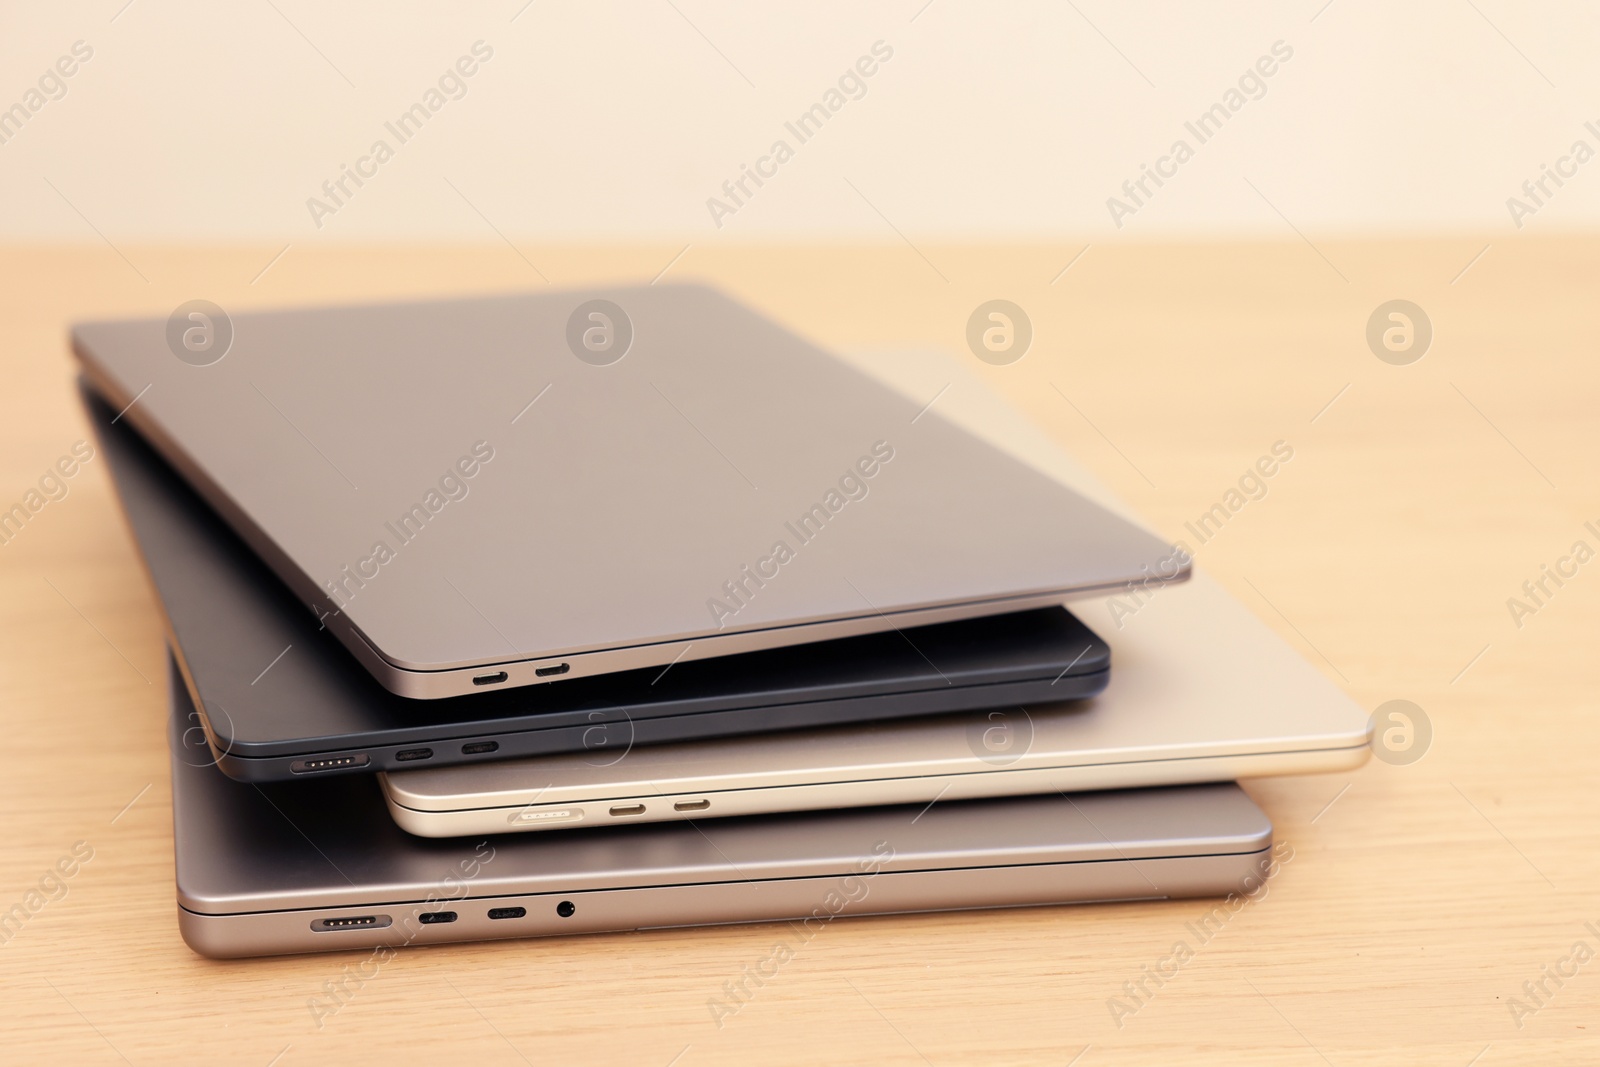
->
3, 0, 1597, 241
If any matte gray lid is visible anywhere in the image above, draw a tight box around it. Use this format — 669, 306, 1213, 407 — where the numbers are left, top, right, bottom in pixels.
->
76, 285, 1183, 674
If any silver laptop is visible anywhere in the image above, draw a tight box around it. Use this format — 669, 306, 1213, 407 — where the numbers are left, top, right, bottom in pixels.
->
168, 659, 1275, 960
73, 285, 1187, 698
381, 567, 1370, 836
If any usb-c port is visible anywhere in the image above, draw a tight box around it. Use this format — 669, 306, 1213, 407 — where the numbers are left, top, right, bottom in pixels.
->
418, 911, 457, 924
609, 804, 646, 817
674, 799, 710, 812
535, 663, 570, 677
473, 672, 508, 686
488, 907, 525, 920
395, 747, 433, 762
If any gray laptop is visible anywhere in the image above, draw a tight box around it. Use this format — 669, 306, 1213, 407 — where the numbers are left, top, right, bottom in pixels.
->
168, 660, 1274, 959
74, 285, 1187, 698
85, 382, 1112, 783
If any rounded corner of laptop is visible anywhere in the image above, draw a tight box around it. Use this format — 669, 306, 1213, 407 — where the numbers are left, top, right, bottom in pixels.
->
374, 771, 412, 808
209, 748, 278, 783
1243, 818, 1275, 855
1327, 740, 1373, 772
377, 789, 453, 838
1322, 711, 1378, 760
1053, 665, 1111, 701
1165, 549, 1195, 583
176, 904, 250, 960
328, 620, 459, 699
1078, 638, 1114, 677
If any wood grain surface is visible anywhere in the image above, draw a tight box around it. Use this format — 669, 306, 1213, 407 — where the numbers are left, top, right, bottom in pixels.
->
1, 239, 1595, 1065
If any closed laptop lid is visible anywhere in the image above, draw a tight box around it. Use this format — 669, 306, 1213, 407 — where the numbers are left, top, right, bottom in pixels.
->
74, 285, 1184, 676
82, 382, 1109, 766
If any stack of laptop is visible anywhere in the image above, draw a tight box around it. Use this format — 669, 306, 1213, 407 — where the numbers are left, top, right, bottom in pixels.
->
71, 285, 1368, 958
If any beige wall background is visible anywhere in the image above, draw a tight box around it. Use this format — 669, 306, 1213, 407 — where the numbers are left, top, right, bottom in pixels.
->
1, 0, 1596, 241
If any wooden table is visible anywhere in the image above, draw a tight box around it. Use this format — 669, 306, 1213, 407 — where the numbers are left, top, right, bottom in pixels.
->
2, 240, 1595, 1065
